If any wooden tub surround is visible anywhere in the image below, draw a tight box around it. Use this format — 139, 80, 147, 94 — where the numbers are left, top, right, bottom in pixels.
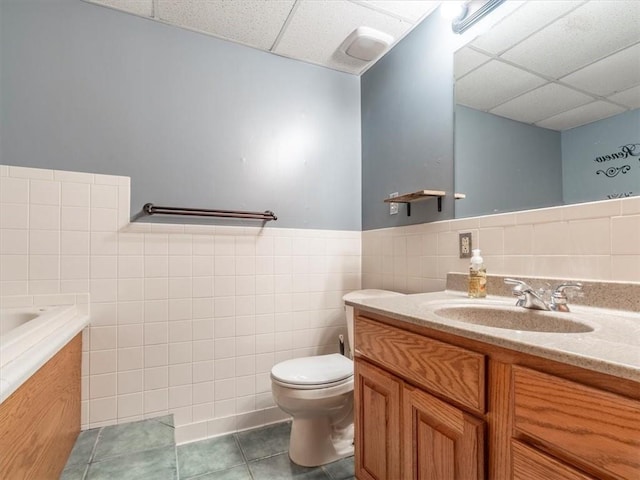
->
353, 310, 640, 480
0, 334, 82, 479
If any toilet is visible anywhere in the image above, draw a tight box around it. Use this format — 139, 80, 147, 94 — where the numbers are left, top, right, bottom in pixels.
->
270, 289, 403, 467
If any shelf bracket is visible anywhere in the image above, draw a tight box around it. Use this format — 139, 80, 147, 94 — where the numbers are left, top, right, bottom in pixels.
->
409, 196, 441, 215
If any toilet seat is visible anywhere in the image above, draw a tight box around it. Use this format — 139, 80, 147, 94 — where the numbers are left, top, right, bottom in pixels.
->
272, 375, 353, 390
271, 353, 353, 390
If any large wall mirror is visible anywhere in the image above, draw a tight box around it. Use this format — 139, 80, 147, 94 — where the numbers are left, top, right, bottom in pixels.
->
453, 0, 640, 218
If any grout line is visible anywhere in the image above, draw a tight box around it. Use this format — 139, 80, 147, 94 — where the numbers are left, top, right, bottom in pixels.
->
233, 433, 251, 467
87, 427, 103, 464
79, 426, 103, 480
242, 447, 257, 480
321, 464, 330, 479
174, 441, 180, 480
79, 463, 90, 480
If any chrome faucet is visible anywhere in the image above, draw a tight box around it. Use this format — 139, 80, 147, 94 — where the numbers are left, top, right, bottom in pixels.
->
504, 278, 582, 312
549, 282, 583, 312
505, 278, 549, 311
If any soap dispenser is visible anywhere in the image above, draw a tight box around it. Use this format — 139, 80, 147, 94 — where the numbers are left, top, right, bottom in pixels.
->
468, 249, 487, 298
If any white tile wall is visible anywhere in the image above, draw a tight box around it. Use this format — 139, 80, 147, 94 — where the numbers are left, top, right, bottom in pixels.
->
0, 165, 361, 442
363, 197, 640, 291
5, 165, 637, 442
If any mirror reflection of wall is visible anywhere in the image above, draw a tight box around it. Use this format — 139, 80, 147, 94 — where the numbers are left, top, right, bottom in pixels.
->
563, 109, 639, 205
454, 0, 640, 219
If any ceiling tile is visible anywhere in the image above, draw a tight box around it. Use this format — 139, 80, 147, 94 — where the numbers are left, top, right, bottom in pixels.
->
455, 59, 547, 111
608, 84, 640, 110
561, 43, 640, 97
490, 83, 594, 124
156, 0, 296, 51
86, 0, 154, 17
274, 0, 411, 75
454, 47, 491, 80
471, 0, 581, 55
535, 101, 626, 131
352, 0, 440, 23
501, 0, 640, 79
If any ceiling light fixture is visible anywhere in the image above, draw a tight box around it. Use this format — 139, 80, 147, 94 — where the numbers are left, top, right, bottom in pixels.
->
440, 1, 467, 20
451, 0, 506, 34
341, 27, 394, 62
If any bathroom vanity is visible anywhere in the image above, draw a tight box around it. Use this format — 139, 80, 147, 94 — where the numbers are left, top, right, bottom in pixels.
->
350, 281, 640, 480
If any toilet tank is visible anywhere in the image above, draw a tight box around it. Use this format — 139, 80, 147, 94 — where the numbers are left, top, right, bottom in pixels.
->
342, 289, 404, 358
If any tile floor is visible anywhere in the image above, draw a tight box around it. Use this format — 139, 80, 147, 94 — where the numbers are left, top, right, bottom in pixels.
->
61, 416, 355, 480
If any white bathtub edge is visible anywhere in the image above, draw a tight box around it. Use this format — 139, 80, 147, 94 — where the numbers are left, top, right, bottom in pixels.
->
0, 309, 89, 403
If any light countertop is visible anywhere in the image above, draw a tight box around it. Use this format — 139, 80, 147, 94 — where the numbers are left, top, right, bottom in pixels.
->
347, 290, 640, 382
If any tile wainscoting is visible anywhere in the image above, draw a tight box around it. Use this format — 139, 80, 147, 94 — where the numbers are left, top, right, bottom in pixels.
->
2, 164, 638, 444
363, 196, 640, 292
0, 165, 361, 444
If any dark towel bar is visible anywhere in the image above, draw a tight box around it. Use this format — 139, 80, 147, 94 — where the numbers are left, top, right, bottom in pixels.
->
143, 203, 277, 221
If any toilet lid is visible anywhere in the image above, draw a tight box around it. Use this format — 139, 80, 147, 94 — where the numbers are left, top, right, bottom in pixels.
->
271, 353, 353, 386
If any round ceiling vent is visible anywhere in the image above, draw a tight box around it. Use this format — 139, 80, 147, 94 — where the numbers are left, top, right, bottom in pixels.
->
340, 27, 394, 62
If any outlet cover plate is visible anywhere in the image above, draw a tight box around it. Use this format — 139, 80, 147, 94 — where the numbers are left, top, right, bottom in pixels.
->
389, 192, 399, 215
459, 232, 472, 258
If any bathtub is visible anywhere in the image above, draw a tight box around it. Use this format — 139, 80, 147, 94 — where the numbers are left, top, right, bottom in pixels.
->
0, 304, 89, 403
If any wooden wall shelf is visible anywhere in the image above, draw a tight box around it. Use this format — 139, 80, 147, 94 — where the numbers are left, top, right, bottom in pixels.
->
384, 190, 465, 216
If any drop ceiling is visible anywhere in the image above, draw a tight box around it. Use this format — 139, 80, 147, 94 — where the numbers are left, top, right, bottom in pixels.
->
83, 0, 639, 130
84, 0, 440, 75
455, 0, 640, 131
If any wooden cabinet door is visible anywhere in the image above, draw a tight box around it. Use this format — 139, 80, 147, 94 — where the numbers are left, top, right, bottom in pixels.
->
354, 359, 402, 480
403, 384, 484, 480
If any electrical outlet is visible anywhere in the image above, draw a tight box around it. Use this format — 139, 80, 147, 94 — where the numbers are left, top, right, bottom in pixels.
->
459, 232, 472, 258
389, 192, 399, 215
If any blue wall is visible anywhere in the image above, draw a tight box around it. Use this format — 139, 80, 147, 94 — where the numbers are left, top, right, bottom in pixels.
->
562, 109, 640, 204
0, 0, 362, 230
361, 8, 456, 230
455, 106, 563, 218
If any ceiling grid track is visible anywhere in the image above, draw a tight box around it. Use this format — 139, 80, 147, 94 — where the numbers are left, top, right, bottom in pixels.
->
269, 0, 301, 53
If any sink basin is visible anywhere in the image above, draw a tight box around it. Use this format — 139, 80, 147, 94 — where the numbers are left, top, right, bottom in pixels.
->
432, 306, 594, 333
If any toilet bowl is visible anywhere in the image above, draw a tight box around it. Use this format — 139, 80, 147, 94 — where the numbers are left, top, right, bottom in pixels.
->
270, 289, 403, 467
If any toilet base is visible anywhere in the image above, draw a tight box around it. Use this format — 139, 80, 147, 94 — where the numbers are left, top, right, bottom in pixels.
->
288, 417, 354, 467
